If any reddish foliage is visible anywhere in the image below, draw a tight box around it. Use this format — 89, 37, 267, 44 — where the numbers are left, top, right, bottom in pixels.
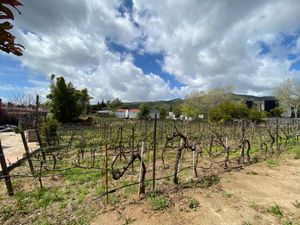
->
0, 0, 24, 56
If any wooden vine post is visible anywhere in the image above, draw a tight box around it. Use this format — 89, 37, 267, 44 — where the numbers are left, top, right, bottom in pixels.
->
276, 118, 279, 153
105, 143, 109, 204
152, 113, 157, 191
138, 141, 145, 196
20, 130, 35, 175
0, 140, 14, 196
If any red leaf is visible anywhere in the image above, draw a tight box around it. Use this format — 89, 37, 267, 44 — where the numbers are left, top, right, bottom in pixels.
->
0, 5, 14, 20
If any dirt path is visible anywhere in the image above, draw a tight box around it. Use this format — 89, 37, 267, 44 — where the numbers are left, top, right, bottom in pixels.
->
92, 156, 300, 225
0, 132, 39, 165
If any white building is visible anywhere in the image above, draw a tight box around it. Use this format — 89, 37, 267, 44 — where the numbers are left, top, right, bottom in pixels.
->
115, 109, 140, 119
115, 109, 127, 118
149, 109, 160, 119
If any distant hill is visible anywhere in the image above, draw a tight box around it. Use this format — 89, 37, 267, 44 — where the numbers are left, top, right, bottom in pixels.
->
123, 98, 183, 110
122, 94, 277, 110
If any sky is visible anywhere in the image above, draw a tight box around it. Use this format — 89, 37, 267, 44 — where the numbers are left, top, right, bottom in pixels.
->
1, 0, 300, 103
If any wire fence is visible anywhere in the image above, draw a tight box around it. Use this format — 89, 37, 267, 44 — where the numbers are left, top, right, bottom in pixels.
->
1, 118, 299, 202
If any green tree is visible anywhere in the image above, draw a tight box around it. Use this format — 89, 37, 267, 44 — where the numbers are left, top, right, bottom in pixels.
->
158, 107, 167, 119
270, 106, 284, 117
108, 98, 124, 110
138, 103, 150, 120
182, 87, 234, 119
47, 75, 91, 123
208, 101, 249, 123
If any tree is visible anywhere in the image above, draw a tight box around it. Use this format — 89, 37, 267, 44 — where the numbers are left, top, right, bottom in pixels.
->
158, 107, 167, 120
108, 98, 124, 110
47, 75, 91, 123
270, 106, 284, 117
274, 79, 300, 118
0, 0, 24, 56
208, 101, 249, 123
182, 86, 234, 119
138, 103, 150, 120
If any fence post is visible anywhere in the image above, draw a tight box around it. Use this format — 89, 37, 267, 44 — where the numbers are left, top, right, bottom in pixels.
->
0, 140, 14, 196
276, 118, 279, 153
20, 131, 35, 175
138, 141, 145, 196
131, 126, 135, 172
152, 113, 157, 191
105, 143, 109, 204
192, 141, 196, 177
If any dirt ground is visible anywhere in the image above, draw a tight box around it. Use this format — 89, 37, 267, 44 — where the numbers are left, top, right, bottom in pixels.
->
92, 156, 300, 225
0, 132, 39, 165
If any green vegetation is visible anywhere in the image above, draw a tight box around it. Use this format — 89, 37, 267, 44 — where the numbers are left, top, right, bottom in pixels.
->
47, 75, 91, 123
187, 197, 200, 211
138, 102, 150, 119
267, 204, 283, 218
147, 193, 170, 211
197, 175, 220, 188
208, 101, 265, 123
266, 159, 279, 168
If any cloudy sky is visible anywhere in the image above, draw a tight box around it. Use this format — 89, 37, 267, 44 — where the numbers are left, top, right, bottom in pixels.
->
1, 0, 300, 103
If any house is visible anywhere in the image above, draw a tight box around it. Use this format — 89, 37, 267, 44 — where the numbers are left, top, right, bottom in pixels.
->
128, 109, 139, 119
115, 109, 127, 118
115, 109, 140, 119
149, 109, 160, 119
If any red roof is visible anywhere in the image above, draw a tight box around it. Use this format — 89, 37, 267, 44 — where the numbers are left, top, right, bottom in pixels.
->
115, 109, 127, 112
129, 109, 139, 113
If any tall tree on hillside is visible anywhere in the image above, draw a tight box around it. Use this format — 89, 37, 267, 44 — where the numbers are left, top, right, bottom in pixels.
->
47, 75, 91, 123
182, 86, 234, 118
0, 0, 24, 55
274, 79, 300, 118
138, 103, 150, 120
108, 98, 124, 110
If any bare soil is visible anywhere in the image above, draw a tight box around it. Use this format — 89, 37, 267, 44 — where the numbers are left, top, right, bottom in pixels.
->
0, 132, 39, 165
92, 156, 300, 225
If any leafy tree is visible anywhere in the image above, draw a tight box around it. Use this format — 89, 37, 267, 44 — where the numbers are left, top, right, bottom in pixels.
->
274, 79, 300, 118
248, 108, 266, 122
108, 98, 124, 110
0, 0, 24, 55
182, 87, 234, 119
47, 75, 91, 123
138, 103, 150, 120
209, 101, 249, 123
270, 106, 284, 117
158, 107, 167, 119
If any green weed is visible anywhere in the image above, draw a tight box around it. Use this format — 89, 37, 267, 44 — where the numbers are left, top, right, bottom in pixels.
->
187, 197, 200, 211
147, 192, 170, 211
267, 204, 283, 218
266, 159, 279, 168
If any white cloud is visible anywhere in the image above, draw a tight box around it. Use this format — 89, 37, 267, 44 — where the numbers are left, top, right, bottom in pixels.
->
133, 0, 300, 94
4, 0, 300, 102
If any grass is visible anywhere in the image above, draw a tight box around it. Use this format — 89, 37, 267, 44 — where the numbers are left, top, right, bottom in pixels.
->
266, 159, 279, 168
289, 146, 300, 159
0, 206, 13, 221
187, 197, 200, 211
64, 168, 102, 184
267, 204, 283, 218
222, 191, 234, 198
197, 174, 220, 188
147, 192, 170, 211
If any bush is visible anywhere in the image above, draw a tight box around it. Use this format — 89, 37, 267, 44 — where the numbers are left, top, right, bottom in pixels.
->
40, 117, 60, 144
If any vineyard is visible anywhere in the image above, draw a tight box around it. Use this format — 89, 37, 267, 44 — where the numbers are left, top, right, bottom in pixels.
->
1, 118, 300, 225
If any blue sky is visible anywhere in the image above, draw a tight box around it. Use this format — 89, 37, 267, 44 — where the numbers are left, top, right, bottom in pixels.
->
1, 0, 300, 102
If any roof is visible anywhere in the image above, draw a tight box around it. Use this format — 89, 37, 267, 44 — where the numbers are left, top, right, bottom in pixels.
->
115, 109, 127, 112
129, 109, 139, 113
